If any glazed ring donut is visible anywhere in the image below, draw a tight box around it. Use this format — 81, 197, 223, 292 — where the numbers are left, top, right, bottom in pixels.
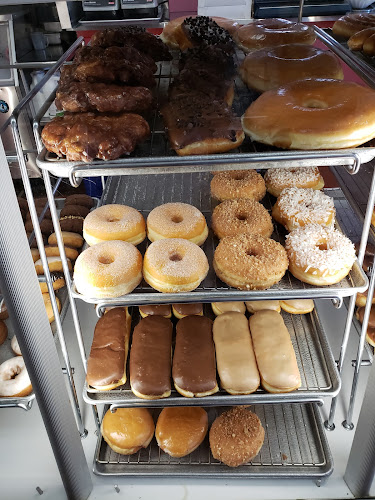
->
35, 256, 72, 275
234, 18, 316, 53
285, 224, 356, 285
74, 240, 143, 298
11, 336, 22, 356
264, 167, 324, 197
143, 238, 209, 293
147, 203, 208, 246
48, 231, 83, 249
242, 79, 375, 150
213, 233, 289, 290
44, 245, 79, 261
211, 170, 266, 202
43, 293, 61, 324
0, 357, 32, 397
240, 44, 343, 93
272, 187, 335, 232
83, 204, 146, 246
212, 198, 273, 239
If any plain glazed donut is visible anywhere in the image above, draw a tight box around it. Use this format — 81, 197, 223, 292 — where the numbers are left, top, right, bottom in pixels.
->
74, 240, 143, 298
234, 18, 316, 53
211, 170, 266, 202
11, 336, 22, 356
143, 238, 209, 293
242, 79, 375, 150
264, 166, 324, 197
147, 203, 208, 246
272, 187, 335, 232
212, 198, 273, 239
48, 231, 83, 249
240, 44, 343, 93
213, 233, 289, 290
285, 224, 356, 286
83, 204, 146, 246
0, 357, 32, 397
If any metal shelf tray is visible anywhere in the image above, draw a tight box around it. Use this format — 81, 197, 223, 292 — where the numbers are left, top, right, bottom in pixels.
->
93, 402, 333, 479
83, 306, 340, 407
72, 174, 368, 308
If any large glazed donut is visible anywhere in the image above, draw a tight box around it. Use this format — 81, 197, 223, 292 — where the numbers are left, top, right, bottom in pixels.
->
211, 170, 266, 202
143, 238, 209, 293
74, 240, 143, 298
0, 357, 32, 397
83, 204, 146, 246
264, 166, 324, 197
242, 79, 375, 150
147, 203, 208, 246
285, 224, 356, 285
234, 18, 316, 53
240, 44, 343, 93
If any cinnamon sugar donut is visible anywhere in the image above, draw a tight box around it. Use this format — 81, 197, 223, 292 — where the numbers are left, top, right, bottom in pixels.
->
285, 224, 356, 285
143, 238, 209, 293
264, 166, 324, 197
212, 198, 273, 239
211, 170, 266, 202
272, 188, 335, 232
0, 357, 32, 397
74, 240, 143, 298
213, 233, 289, 290
83, 204, 146, 246
147, 203, 208, 246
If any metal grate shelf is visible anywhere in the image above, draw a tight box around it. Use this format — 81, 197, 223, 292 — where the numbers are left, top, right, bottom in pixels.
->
94, 403, 333, 479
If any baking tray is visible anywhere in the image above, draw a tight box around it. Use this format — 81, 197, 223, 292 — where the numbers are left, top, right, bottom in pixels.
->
93, 402, 333, 479
71, 174, 368, 307
83, 305, 340, 407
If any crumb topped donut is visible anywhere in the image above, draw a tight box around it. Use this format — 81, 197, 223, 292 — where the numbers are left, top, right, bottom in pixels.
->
212, 198, 273, 239
264, 166, 324, 197
272, 187, 335, 232
83, 204, 146, 246
213, 233, 289, 290
143, 238, 209, 293
74, 240, 142, 298
211, 170, 266, 202
285, 224, 356, 285
147, 203, 208, 246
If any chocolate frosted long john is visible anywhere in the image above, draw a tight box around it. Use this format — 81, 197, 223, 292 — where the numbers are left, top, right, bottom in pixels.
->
172, 316, 218, 398
129, 316, 173, 399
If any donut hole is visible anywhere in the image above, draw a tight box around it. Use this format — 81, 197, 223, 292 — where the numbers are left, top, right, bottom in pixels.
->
303, 99, 328, 110
236, 212, 248, 221
171, 215, 183, 224
98, 255, 115, 265
170, 253, 182, 262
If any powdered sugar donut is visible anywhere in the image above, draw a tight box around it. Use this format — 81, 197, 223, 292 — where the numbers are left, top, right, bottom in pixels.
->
264, 167, 324, 197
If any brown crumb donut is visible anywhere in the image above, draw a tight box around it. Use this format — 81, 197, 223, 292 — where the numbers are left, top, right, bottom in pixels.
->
64, 194, 94, 209
60, 204, 91, 219
59, 216, 84, 234
209, 406, 265, 467
212, 198, 273, 239
0, 320, 7, 345
211, 170, 266, 202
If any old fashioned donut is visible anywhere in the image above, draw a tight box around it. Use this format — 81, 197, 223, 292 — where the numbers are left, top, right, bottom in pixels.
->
211, 170, 266, 202
48, 231, 83, 249
44, 245, 79, 261
213, 233, 289, 290
0, 357, 32, 397
43, 293, 61, 323
285, 224, 356, 286
143, 238, 209, 293
11, 336, 22, 356
0, 320, 7, 345
209, 406, 265, 467
35, 256, 72, 275
234, 18, 316, 53
83, 204, 146, 246
242, 79, 375, 150
272, 187, 335, 232
147, 203, 208, 246
333, 13, 375, 39
74, 240, 142, 298
280, 299, 314, 314
240, 44, 343, 93
264, 166, 324, 197
212, 198, 273, 239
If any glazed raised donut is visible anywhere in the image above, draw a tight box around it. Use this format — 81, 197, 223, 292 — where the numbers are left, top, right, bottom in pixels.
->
34, 256, 72, 275
234, 18, 316, 53
11, 336, 22, 356
264, 166, 324, 197
143, 238, 209, 293
211, 170, 266, 202
211, 198, 273, 239
0, 357, 32, 397
242, 79, 375, 150
285, 224, 356, 286
213, 233, 289, 290
272, 187, 335, 232
48, 231, 83, 249
83, 204, 146, 246
240, 44, 343, 93
74, 240, 143, 298
147, 203, 208, 246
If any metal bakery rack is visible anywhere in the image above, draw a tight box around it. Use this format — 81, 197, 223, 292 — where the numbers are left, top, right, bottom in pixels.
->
6, 29, 375, 482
